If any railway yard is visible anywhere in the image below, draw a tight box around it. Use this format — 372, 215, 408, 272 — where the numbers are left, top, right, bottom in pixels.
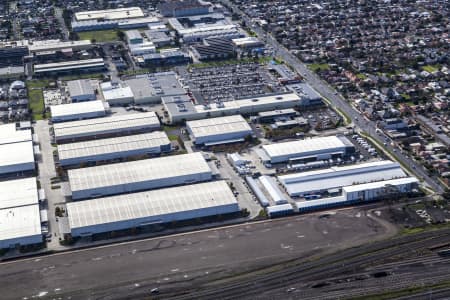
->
165, 227, 450, 300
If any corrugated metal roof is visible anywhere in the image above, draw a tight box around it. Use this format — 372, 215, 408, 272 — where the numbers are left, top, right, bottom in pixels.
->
53, 112, 160, 139
58, 131, 170, 161
67, 181, 237, 229
187, 115, 252, 138
68, 152, 211, 192
263, 136, 348, 159
342, 177, 419, 192
279, 160, 407, 196
50, 100, 105, 118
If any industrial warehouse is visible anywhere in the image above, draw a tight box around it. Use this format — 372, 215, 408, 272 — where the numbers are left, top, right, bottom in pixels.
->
0, 178, 43, 249
259, 135, 355, 164
278, 160, 409, 197
296, 177, 419, 213
186, 115, 253, 145
57, 132, 171, 167
68, 152, 212, 200
50, 100, 109, 123
163, 92, 305, 123
0, 124, 35, 176
53, 112, 160, 143
67, 181, 239, 237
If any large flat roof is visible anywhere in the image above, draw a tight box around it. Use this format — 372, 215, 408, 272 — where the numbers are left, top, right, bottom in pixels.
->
50, 100, 106, 119
0, 141, 34, 171
28, 40, 92, 53
194, 93, 302, 113
53, 112, 160, 140
342, 177, 419, 192
263, 136, 349, 159
0, 124, 32, 145
58, 131, 170, 161
68, 180, 237, 230
279, 160, 407, 195
67, 79, 95, 97
75, 7, 144, 21
34, 58, 105, 71
0, 204, 41, 243
0, 177, 38, 209
187, 115, 252, 138
68, 152, 211, 193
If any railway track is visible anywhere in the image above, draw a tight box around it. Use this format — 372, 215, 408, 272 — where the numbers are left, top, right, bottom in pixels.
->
165, 228, 450, 300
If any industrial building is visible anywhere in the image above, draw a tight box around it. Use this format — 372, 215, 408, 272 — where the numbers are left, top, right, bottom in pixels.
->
53, 112, 161, 143
0, 41, 29, 67
33, 58, 106, 76
296, 177, 419, 213
75, 7, 145, 21
259, 175, 288, 205
67, 180, 238, 237
158, 0, 210, 17
260, 136, 355, 164
232, 37, 265, 50
278, 160, 407, 197
0, 204, 42, 249
163, 92, 304, 123
100, 82, 135, 106
186, 115, 253, 145
0, 123, 32, 144
67, 79, 96, 102
192, 37, 235, 60
68, 152, 212, 200
58, 131, 171, 167
140, 49, 191, 67
0, 177, 39, 209
168, 14, 242, 43
126, 30, 144, 44
50, 100, 108, 123
72, 17, 161, 32
145, 30, 172, 47
101, 71, 185, 105
0, 141, 35, 175
28, 39, 93, 54
0, 124, 35, 175
258, 109, 298, 123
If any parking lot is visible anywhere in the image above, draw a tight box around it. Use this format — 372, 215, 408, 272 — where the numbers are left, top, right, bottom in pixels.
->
184, 62, 284, 103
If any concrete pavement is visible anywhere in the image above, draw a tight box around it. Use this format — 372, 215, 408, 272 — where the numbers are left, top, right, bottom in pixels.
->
0, 209, 395, 300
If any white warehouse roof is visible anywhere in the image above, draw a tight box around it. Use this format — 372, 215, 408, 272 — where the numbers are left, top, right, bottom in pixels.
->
53, 112, 160, 141
187, 115, 252, 144
67, 180, 239, 236
262, 136, 352, 162
50, 100, 107, 121
0, 141, 35, 175
58, 131, 170, 166
278, 160, 407, 196
0, 204, 42, 248
342, 177, 419, 193
0, 124, 32, 145
0, 177, 38, 209
75, 7, 144, 21
69, 152, 212, 199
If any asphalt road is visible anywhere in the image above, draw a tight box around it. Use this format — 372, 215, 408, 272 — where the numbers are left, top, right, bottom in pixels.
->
0, 209, 393, 300
221, 0, 444, 194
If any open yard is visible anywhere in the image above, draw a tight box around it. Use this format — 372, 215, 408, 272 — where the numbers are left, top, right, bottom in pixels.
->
77, 29, 119, 43
308, 63, 330, 72
27, 80, 51, 120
